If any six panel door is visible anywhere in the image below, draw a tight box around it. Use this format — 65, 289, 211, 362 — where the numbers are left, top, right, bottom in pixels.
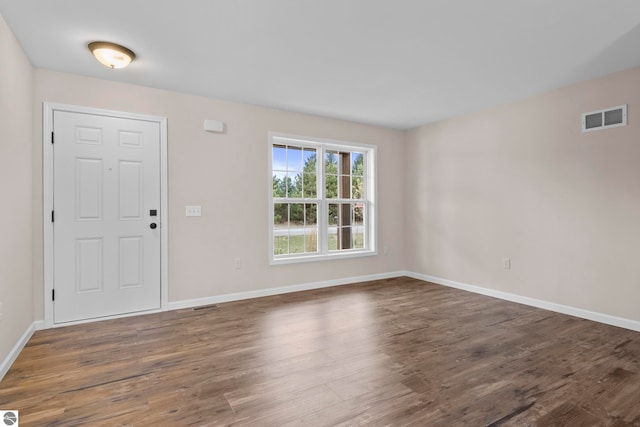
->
53, 110, 161, 323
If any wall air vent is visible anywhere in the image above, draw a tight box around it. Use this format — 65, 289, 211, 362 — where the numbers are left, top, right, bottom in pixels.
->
582, 104, 627, 132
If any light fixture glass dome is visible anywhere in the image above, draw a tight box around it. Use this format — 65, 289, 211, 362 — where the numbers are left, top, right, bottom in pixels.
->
88, 41, 136, 69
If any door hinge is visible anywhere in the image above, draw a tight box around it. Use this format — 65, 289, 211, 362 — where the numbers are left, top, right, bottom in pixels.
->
52, 289, 55, 301
51, 210, 55, 222
51, 131, 54, 144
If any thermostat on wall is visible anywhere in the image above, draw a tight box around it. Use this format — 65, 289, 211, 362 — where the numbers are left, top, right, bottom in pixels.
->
204, 119, 224, 133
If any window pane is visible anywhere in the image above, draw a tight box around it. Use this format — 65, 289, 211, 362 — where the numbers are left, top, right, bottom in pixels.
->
326, 174, 338, 198
328, 203, 337, 251
302, 148, 317, 198
326, 202, 366, 252
326, 150, 338, 198
352, 227, 364, 249
288, 173, 302, 198
338, 174, 351, 199
305, 203, 317, 227
339, 203, 352, 227
274, 203, 288, 227
351, 152, 364, 176
283, 175, 291, 198
273, 171, 286, 197
328, 226, 338, 251
304, 205, 317, 253
352, 175, 364, 199
334, 227, 352, 250
353, 204, 364, 249
303, 172, 316, 197
287, 146, 303, 172
290, 203, 304, 225
305, 227, 318, 252
303, 149, 317, 169
353, 204, 364, 226
274, 235, 289, 255
290, 234, 303, 254
328, 203, 338, 225
328, 203, 352, 250
325, 151, 338, 173
338, 226, 352, 250
272, 145, 287, 171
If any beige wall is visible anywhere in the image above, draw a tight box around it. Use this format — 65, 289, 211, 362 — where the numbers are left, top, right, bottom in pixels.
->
32, 69, 406, 319
0, 15, 33, 362
404, 66, 640, 321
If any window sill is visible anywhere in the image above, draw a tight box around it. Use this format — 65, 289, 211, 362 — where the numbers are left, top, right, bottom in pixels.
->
270, 248, 377, 266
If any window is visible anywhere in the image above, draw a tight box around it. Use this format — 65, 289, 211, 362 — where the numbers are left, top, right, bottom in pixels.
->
269, 133, 376, 264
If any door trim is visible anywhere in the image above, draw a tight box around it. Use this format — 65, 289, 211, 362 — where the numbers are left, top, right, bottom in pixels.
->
43, 102, 169, 328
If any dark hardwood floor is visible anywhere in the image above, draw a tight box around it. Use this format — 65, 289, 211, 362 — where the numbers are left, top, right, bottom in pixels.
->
1, 277, 639, 426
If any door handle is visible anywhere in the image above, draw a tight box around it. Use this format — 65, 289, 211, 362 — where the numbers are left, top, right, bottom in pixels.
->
150, 223, 157, 229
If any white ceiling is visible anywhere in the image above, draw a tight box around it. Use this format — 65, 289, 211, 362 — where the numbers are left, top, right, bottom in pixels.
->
2, 0, 640, 129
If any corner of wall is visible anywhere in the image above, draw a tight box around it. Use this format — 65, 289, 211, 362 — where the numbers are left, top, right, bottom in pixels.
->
0, 10, 36, 376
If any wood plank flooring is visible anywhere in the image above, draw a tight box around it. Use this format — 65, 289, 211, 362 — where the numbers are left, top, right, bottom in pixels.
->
1, 277, 639, 426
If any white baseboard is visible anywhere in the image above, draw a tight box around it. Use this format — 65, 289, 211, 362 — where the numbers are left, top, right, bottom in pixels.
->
167, 271, 405, 311
0, 322, 36, 382
406, 271, 640, 332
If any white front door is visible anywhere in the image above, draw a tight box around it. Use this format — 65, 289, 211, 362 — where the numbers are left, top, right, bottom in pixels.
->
52, 110, 161, 324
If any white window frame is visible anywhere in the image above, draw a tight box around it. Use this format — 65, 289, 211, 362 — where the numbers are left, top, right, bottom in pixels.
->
268, 132, 377, 265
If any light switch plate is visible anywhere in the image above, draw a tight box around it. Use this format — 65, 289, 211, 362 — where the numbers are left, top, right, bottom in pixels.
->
186, 205, 202, 217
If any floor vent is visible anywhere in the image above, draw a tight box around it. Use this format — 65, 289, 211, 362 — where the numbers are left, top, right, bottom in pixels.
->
193, 304, 218, 311
582, 104, 627, 132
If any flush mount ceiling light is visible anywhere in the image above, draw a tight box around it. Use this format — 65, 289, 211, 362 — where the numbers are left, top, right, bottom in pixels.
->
88, 41, 136, 69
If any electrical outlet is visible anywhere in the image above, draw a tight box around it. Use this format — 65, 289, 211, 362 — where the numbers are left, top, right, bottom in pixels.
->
383, 245, 390, 255
0, 301, 3, 321
185, 205, 202, 217
503, 258, 511, 270
234, 258, 242, 270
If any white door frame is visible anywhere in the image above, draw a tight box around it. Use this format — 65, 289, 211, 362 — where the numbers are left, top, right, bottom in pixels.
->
43, 102, 169, 328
